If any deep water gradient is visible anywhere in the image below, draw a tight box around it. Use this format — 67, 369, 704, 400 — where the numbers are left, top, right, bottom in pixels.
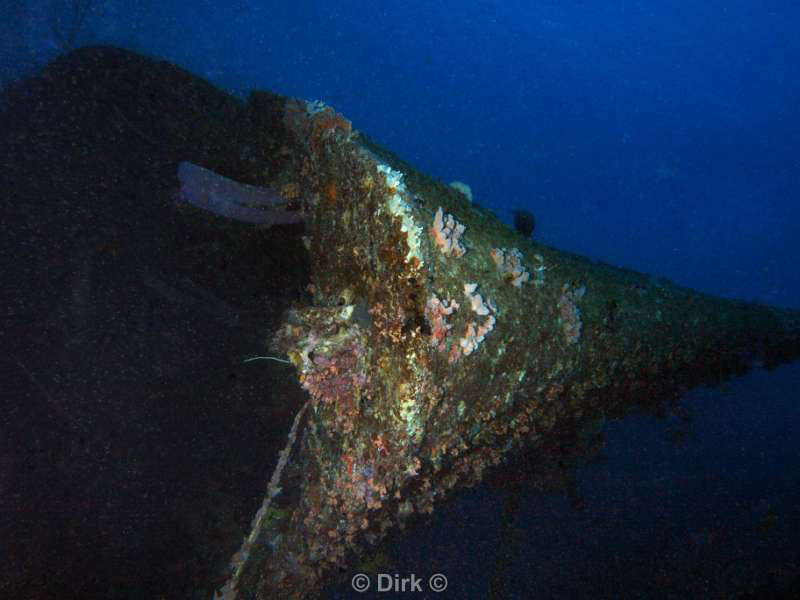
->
3, 2, 799, 598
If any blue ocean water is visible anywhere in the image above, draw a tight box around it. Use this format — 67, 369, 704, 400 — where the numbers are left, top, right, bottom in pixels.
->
6, 2, 798, 305
4, 1, 799, 598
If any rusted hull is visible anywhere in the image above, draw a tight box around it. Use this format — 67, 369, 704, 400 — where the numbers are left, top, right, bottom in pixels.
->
218, 98, 800, 599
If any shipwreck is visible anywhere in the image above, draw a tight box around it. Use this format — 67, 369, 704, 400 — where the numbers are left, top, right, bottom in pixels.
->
202, 79, 800, 600
3, 47, 799, 599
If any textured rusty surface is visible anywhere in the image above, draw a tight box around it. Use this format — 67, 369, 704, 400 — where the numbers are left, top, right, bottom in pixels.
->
6, 45, 795, 600
218, 96, 800, 599
5, 43, 797, 600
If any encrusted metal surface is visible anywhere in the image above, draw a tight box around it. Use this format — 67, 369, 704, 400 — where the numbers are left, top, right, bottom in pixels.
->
220, 97, 800, 599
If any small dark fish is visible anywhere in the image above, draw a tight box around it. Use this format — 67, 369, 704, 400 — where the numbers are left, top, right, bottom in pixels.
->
511, 209, 536, 238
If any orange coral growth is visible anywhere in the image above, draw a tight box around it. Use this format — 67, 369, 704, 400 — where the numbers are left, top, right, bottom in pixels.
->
430, 207, 466, 258
309, 107, 352, 149
283, 98, 352, 152
425, 294, 459, 353
490, 247, 530, 288
325, 180, 338, 205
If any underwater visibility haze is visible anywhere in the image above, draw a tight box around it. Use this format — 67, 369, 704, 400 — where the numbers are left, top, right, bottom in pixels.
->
2, 2, 800, 599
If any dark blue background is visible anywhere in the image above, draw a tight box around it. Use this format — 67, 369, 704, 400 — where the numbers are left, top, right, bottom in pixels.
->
4, 2, 799, 597
6, 0, 798, 306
